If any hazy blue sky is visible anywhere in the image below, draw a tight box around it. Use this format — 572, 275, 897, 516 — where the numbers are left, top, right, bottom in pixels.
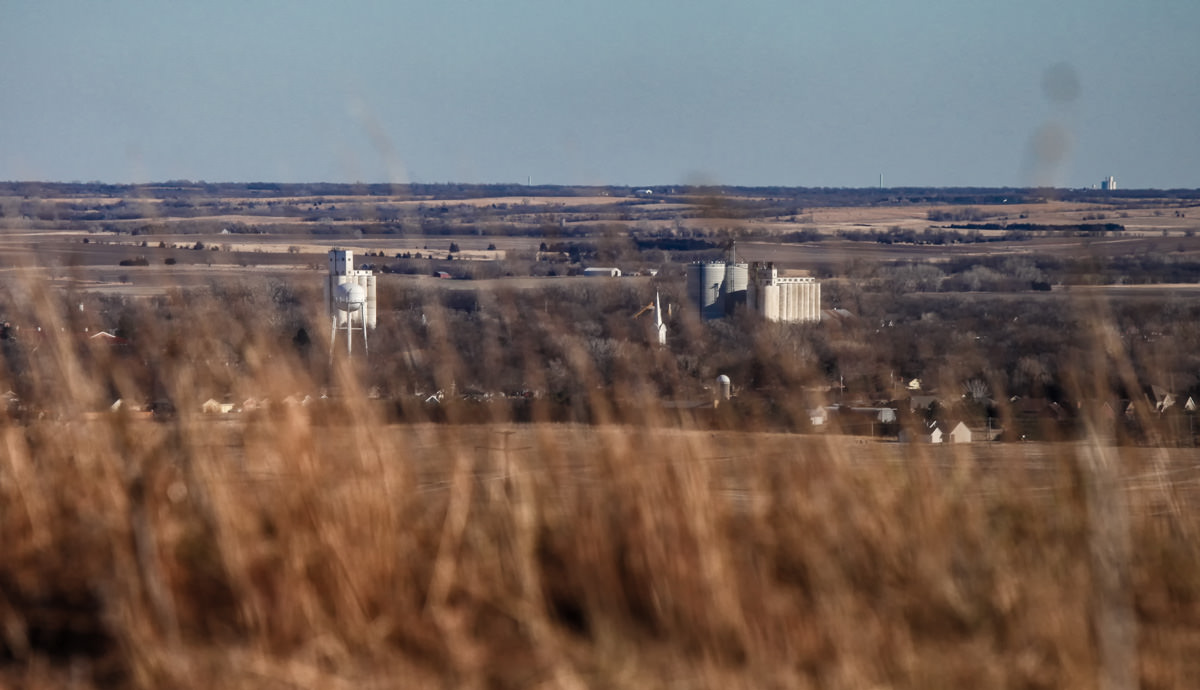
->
2, 1, 1197, 188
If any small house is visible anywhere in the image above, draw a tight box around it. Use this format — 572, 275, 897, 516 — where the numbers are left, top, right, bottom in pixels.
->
899, 421, 943, 444
947, 421, 972, 444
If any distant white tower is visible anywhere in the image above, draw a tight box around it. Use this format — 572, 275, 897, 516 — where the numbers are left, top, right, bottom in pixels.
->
324, 249, 377, 356
653, 291, 667, 346
1101, 175, 1116, 190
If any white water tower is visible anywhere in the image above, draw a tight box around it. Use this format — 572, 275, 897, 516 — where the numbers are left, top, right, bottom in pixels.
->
324, 249, 377, 355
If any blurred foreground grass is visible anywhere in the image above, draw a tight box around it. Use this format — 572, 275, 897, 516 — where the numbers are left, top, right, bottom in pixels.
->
6, 417, 1200, 688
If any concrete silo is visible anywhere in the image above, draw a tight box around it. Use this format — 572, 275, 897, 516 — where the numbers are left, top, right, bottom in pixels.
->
716, 374, 732, 401
724, 262, 749, 313
687, 261, 727, 320
749, 262, 820, 323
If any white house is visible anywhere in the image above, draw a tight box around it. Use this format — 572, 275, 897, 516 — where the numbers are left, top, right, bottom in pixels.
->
900, 421, 943, 444
927, 424, 944, 444
809, 407, 829, 427
201, 398, 235, 414
947, 421, 972, 444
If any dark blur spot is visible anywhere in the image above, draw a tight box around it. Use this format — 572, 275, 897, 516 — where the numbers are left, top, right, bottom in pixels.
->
1042, 62, 1081, 104
1026, 121, 1073, 187
1031, 122, 1072, 165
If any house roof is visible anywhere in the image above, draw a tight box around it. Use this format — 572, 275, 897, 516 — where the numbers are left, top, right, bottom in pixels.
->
89, 330, 130, 345
1150, 385, 1174, 403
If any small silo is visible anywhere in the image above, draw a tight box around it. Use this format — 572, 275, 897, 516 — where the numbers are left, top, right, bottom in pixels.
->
687, 261, 727, 320
716, 374, 732, 401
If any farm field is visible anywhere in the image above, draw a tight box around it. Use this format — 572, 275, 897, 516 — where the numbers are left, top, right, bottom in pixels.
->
2, 183, 1199, 299
181, 419, 1200, 510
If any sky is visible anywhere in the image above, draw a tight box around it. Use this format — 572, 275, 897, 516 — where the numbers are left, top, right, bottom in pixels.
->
2, 1, 1198, 188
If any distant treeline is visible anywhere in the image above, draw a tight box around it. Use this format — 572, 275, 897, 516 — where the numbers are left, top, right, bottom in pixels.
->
948, 222, 1125, 233
867, 253, 1200, 292
838, 227, 1033, 244
633, 237, 719, 252
4, 181, 1199, 206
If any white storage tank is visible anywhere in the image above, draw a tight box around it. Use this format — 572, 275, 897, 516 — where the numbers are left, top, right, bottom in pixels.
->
716, 374, 732, 401
324, 249, 378, 356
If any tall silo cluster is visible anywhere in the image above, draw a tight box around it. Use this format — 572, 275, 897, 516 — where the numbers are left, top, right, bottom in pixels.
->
687, 260, 820, 323
686, 261, 748, 320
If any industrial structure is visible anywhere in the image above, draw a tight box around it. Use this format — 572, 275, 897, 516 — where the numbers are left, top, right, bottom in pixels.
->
686, 261, 748, 319
324, 249, 377, 355
748, 263, 821, 323
1101, 175, 1117, 190
686, 260, 820, 323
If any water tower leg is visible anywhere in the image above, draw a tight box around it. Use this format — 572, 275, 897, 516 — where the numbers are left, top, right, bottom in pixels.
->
347, 313, 353, 355
329, 318, 337, 363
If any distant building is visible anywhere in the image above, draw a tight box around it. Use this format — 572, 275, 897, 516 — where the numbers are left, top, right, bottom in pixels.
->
947, 421, 973, 444
325, 249, 377, 329
900, 421, 943, 444
325, 249, 376, 356
88, 330, 130, 346
1101, 175, 1116, 190
686, 261, 740, 320
748, 263, 821, 323
583, 267, 622, 277
653, 291, 667, 346
686, 260, 821, 323
201, 398, 235, 414
809, 407, 829, 426
716, 374, 732, 401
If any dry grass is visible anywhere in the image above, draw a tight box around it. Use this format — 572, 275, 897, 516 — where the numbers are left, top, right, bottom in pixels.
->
2, 271, 1200, 689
